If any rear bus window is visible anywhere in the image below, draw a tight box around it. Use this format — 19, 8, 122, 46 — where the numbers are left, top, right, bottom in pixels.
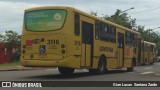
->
25, 9, 67, 31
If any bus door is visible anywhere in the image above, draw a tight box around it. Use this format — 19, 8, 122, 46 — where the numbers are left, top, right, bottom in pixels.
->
81, 21, 94, 67
117, 32, 124, 67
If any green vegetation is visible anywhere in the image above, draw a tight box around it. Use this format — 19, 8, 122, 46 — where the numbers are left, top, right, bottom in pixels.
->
0, 30, 21, 45
0, 30, 21, 66
0, 61, 20, 67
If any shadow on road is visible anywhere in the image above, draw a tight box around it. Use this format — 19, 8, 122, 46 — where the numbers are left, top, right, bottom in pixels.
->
20, 70, 128, 80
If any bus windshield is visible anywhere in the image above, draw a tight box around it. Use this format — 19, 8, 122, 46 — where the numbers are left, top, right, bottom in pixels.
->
25, 9, 67, 31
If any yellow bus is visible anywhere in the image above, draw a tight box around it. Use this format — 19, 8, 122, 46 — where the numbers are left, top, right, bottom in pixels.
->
21, 6, 142, 74
141, 41, 156, 65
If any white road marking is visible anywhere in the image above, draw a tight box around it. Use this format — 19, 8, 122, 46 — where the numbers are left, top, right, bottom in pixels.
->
144, 67, 153, 70
155, 73, 160, 75
154, 63, 160, 65
140, 71, 154, 74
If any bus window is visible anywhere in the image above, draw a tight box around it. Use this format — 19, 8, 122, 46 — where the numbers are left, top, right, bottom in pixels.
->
151, 45, 154, 52
126, 31, 131, 46
131, 33, 137, 47
74, 13, 80, 36
25, 10, 67, 31
99, 23, 110, 42
133, 34, 137, 47
110, 26, 116, 43
95, 21, 100, 39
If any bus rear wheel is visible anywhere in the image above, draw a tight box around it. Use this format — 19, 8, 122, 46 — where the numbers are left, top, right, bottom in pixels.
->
58, 67, 75, 75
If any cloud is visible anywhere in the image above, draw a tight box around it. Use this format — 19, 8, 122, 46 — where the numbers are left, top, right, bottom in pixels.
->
0, 0, 160, 34
0, 1, 39, 34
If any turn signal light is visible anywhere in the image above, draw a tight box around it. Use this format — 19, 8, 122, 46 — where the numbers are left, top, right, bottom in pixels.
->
26, 40, 32, 46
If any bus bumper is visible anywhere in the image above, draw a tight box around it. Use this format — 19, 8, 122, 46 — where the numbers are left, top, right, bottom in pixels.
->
20, 56, 80, 68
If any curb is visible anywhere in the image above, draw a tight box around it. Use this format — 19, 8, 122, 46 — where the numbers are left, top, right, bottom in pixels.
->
0, 66, 36, 71
0, 66, 56, 71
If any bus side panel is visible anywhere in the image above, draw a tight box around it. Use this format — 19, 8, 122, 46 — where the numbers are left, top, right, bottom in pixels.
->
104, 42, 117, 69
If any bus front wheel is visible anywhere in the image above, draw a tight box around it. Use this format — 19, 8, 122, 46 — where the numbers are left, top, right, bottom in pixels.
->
96, 57, 106, 74
58, 67, 75, 75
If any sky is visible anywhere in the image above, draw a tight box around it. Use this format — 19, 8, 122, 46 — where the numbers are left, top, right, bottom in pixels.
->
0, 0, 160, 34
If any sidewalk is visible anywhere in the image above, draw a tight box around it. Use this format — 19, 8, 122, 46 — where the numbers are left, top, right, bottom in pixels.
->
0, 66, 36, 71
0, 65, 56, 71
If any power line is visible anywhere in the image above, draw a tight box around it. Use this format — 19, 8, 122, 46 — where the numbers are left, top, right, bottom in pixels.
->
131, 7, 160, 14
136, 17, 159, 21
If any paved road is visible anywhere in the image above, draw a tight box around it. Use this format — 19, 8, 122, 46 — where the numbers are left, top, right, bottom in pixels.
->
0, 62, 160, 90
0, 63, 160, 81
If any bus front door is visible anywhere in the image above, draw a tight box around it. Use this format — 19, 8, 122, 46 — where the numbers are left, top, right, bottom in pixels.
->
117, 32, 124, 68
81, 21, 93, 67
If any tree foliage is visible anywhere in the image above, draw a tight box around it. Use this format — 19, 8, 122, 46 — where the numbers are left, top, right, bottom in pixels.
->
102, 9, 136, 29
90, 10, 98, 16
0, 30, 21, 45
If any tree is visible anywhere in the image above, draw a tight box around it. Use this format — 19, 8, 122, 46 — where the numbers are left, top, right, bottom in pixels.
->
90, 10, 98, 16
102, 9, 136, 29
0, 30, 21, 61
0, 34, 5, 42
3, 30, 21, 45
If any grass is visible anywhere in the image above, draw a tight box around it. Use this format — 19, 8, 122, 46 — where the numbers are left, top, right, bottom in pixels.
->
0, 61, 20, 67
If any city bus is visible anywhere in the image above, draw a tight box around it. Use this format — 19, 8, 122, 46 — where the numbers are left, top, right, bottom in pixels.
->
141, 41, 156, 65
20, 6, 142, 74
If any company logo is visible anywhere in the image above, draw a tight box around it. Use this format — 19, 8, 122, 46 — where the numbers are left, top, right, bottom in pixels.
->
32, 39, 41, 44
2, 82, 11, 87
1, 82, 42, 87
54, 13, 61, 20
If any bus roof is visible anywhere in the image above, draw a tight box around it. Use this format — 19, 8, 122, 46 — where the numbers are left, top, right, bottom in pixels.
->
144, 41, 156, 46
25, 6, 141, 36
72, 7, 141, 35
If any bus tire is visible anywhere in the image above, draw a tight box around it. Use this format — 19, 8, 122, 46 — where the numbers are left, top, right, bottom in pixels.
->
58, 67, 75, 75
96, 56, 106, 74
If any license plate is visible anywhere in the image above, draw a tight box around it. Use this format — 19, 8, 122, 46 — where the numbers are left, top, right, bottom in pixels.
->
39, 54, 47, 58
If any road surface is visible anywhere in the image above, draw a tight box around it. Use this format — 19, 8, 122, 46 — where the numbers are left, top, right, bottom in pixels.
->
0, 62, 160, 90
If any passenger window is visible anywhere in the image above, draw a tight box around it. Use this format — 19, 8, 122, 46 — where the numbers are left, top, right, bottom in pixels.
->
110, 26, 116, 43
99, 23, 110, 42
95, 21, 100, 39
74, 13, 80, 36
